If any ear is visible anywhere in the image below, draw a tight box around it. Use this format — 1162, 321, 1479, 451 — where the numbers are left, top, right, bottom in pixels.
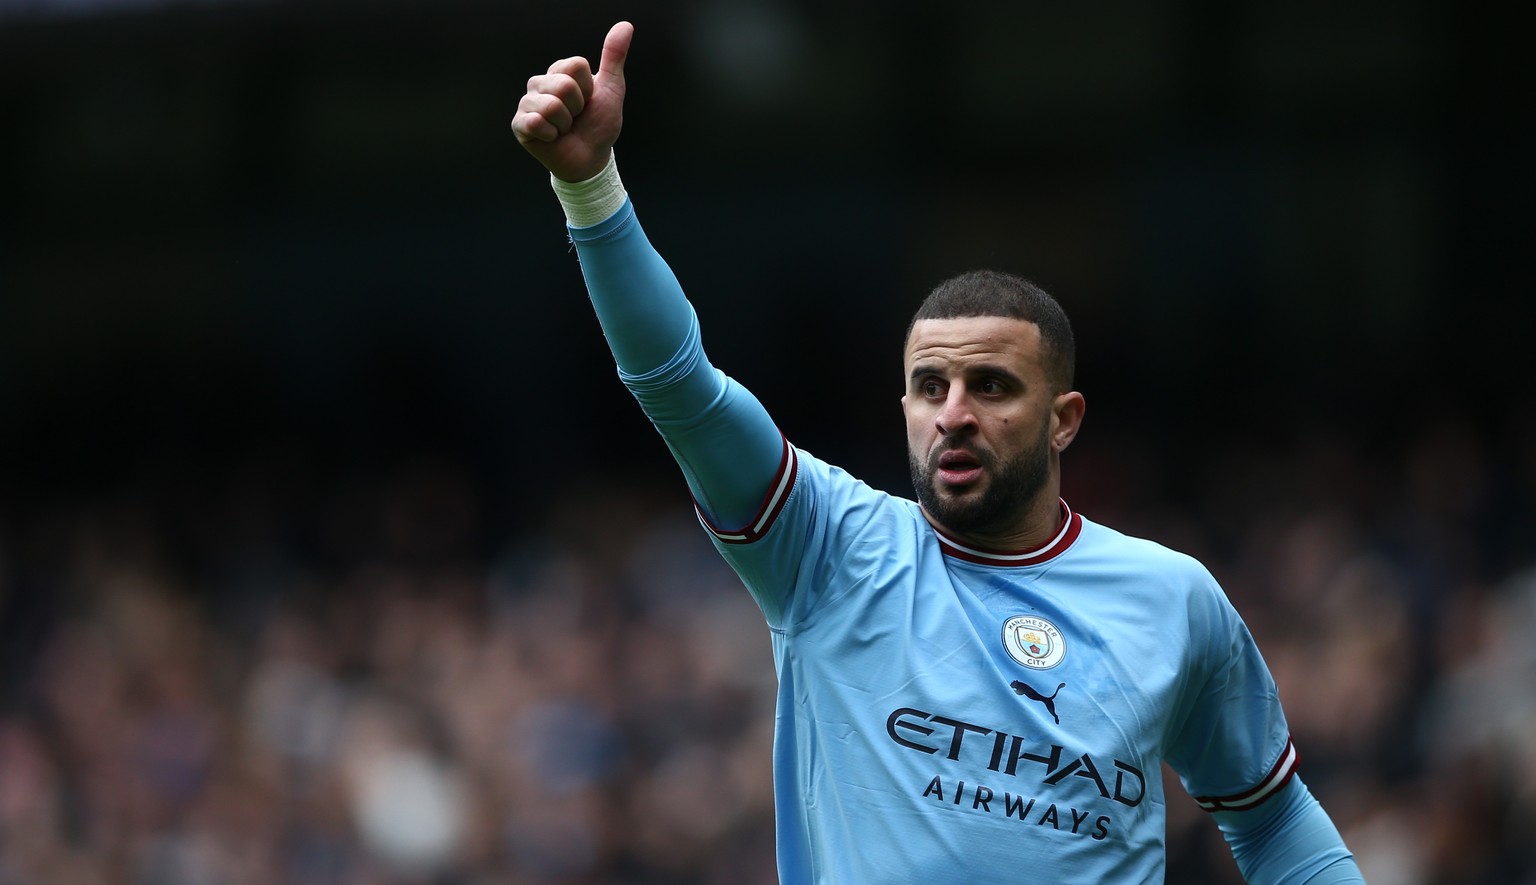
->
1050, 391, 1086, 452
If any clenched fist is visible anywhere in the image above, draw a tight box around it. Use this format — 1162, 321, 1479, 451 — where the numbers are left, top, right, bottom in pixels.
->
511, 21, 633, 183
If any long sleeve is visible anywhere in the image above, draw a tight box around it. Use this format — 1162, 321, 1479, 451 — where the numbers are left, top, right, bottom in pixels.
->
1214, 777, 1364, 883
566, 198, 788, 534
1161, 568, 1362, 883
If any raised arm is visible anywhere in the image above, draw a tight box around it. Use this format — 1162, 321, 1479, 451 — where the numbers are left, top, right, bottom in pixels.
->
511, 25, 795, 585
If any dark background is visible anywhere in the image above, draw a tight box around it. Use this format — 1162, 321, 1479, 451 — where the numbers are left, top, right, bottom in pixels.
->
1, 1, 1533, 882
3, 1, 1529, 514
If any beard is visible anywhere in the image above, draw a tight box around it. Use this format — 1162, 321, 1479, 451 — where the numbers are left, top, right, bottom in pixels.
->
909, 420, 1052, 538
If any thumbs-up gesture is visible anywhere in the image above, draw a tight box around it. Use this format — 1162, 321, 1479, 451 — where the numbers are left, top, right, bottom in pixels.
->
512, 21, 633, 183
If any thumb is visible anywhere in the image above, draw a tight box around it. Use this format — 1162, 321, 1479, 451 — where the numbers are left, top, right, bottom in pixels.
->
598, 21, 633, 81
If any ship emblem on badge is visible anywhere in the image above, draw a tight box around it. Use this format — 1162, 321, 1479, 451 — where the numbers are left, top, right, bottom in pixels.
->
1002, 615, 1066, 669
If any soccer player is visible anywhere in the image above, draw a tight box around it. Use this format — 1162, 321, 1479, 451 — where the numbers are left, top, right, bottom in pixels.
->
512, 21, 1364, 884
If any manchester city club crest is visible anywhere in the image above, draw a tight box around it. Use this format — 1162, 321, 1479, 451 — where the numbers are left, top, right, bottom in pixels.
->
1002, 615, 1066, 669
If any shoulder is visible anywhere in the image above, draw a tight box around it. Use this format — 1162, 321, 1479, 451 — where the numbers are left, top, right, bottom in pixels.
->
718, 443, 927, 572
794, 451, 938, 568
1066, 515, 1237, 627
1071, 515, 1219, 584
729, 446, 930, 627
791, 446, 918, 520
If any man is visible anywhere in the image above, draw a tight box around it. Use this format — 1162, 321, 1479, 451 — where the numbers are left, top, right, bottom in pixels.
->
512, 21, 1363, 884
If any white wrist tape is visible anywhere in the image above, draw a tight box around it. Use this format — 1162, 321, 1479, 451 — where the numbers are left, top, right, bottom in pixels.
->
550, 152, 627, 228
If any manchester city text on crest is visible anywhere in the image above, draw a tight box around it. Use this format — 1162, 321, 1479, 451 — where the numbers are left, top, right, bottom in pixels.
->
1002, 615, 1067, 669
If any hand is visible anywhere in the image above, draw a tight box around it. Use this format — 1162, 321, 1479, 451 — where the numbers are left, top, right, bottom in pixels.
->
512, 21, 633, 183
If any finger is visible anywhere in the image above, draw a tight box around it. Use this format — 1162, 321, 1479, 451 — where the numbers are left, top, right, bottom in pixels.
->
546, 56, 595, 106
510, 110, 558, 144
525, 69, 587, 121
511, 92, 575, 143
598, 21, 634, 81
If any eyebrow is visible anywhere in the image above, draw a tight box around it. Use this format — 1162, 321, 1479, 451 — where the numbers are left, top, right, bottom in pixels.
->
908, 362, 1026, 387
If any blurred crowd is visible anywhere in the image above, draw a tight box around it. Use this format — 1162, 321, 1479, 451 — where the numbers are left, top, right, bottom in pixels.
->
1, 412, 1533, 884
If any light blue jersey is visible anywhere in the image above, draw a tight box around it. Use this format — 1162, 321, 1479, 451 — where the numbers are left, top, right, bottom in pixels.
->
701, 446, 1293, 882
565, 196, 1359, 884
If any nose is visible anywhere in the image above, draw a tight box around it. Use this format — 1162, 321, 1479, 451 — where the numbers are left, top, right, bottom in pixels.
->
935, 386, 976, 437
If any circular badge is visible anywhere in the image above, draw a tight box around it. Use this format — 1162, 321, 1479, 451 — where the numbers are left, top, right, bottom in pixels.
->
1002, 615, 1067, 669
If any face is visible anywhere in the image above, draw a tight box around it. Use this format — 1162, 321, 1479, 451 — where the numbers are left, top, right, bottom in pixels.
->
902, 316, 1079, 542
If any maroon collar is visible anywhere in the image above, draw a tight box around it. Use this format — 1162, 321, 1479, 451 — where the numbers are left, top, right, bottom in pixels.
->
932, 499, 1083, 566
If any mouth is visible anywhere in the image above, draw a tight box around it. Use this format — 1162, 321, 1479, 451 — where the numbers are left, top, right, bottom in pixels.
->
934, 449, 984, 487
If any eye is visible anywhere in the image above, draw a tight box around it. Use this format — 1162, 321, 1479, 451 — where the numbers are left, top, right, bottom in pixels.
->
977, 378, 1005, 395
920, 379, 945, 398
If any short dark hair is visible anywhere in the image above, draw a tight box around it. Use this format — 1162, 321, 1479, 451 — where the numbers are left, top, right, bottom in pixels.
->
906, 270, 1076, 392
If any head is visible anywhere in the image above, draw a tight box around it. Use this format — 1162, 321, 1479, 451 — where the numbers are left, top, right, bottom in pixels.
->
901, 270, 1085, 545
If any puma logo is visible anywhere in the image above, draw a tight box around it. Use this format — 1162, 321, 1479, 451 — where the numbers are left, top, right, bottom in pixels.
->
1010, 680, 1066, 724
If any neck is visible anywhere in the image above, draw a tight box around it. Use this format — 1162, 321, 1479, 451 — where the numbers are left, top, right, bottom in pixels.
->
923, 487, 1066, 553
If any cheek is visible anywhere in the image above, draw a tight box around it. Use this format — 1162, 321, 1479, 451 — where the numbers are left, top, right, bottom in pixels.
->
903, 408, 933, 448
904, 412, 924, 441
1002, 408, 1047, 444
